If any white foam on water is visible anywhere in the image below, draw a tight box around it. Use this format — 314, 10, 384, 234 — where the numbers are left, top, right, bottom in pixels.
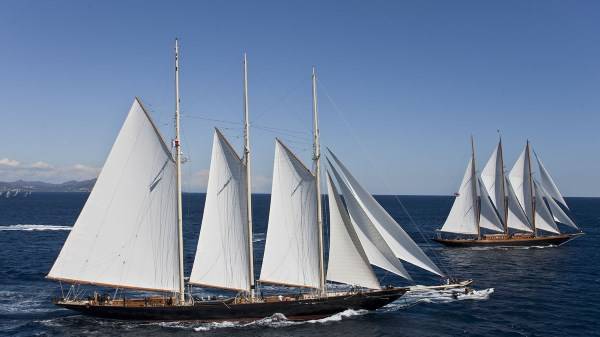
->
382, 287, 494, 311
0, 290, 54, 314
0, 224, 72, 231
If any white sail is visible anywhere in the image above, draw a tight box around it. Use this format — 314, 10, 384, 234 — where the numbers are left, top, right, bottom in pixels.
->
509, 144, 534, 223
533, 181, 560, 234
47, 98, 180, 292
541, 185, 578, 229
505, 177, 533, 232
325, 173, 380, 289
328, 150, 443, 277
478, 177, 504, 233
189, 130, 250, 291
535, 152, 569, 209
259, 140, 320, 288
328, 162, 411, 280
440, 158, 479, 235
481, 142, 506, 223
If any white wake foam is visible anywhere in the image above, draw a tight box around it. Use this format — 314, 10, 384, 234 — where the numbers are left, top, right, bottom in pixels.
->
0, 224, 72, 231
382, 287, 494, 311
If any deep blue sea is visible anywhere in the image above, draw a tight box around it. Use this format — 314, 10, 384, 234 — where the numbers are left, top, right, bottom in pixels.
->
0, 193, 598, 337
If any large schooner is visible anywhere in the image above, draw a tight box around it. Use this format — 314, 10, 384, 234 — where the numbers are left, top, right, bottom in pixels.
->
48, 40, 467, 321
434, 136, 584, 247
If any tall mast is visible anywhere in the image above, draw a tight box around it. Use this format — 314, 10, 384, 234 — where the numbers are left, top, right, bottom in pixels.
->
471, 136, 481, 239
312, 66, 325, 295
242, 53, 255, 299
498, 132, 508, 235
526, 140, 536, 236
174, 38, 185, 304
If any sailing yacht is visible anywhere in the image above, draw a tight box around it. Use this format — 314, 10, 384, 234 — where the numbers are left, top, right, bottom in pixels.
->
48, 40, 468, 321
434, 137, 584, 247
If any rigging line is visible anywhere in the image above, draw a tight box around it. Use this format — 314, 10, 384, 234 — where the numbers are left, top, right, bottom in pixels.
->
251, 76, 307, 123
318, 79, 452, 279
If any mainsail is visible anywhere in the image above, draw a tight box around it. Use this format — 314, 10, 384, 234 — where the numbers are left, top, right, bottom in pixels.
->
505, 176, 533, 232
480, 141, 506, 224
259, 139, 320, 288
47, 98, 180, 292
440, 158, 479, 235
328, 150, 444, 277
325, 173, 380, 289
189, 129, 250, 291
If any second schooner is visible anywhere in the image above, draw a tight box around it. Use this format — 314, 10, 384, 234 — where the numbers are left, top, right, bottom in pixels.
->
434, 136, 584, 247
48, 40, 468, 321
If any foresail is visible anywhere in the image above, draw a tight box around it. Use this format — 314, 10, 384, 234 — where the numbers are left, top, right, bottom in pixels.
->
259, 140, 320, 288
505, 177, 533, 232
535, 152, 569, 209
542, 185, 578, 229
481, 142, 506, 223
478, 177, 504, 233
441, 158, 479, 235
533, 181, 560, 234
48, 98, 180, 292
189, 130, 250, 291
329, 162, 411, 280
326, 173, 380, 289
328, 150, 443, 277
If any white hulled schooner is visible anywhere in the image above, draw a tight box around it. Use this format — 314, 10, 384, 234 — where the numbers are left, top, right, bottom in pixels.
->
48, 40, 468, 321
434, 136, 583, 247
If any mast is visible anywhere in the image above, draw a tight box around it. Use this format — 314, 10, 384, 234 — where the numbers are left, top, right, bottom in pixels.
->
312, 66, 325, 295
174, 38, 185, 304
242, 53, 255, 299
526, 140, 536, 237
498, 133, 508, 235
471, 136, 481, 239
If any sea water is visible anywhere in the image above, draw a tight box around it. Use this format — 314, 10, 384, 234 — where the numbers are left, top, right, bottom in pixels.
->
0, 193, 598, 336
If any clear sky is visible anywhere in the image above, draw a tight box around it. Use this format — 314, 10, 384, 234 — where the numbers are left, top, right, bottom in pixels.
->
0, 0, 598, 196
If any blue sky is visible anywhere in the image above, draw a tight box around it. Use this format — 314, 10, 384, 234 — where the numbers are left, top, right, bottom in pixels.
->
0, 1, 598, 196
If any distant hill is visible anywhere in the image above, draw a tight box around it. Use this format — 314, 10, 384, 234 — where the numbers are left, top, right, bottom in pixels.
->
0, 179, 96, 192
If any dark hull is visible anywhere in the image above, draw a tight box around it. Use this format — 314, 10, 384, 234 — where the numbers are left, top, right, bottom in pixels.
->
56, 288, 405, 321
433, 233, 583, 247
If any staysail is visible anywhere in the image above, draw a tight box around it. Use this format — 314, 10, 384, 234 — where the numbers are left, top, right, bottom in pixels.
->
328, 150, 443, 277
505, 176, 533, 232
47, 98, 180, 292
478, 176, 504, 233
328, 161, 411, 280
325, 173, 380, 289
480, 141, 506, 224
534, 151, 569, 209
533, 180, 560, 234
440, 158, 479, 235
509, 143, 535, 223
259, 140, 320, 288
189, 129, 250, 291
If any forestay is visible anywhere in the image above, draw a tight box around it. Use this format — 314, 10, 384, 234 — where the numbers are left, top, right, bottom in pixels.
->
189, 130, 250, 291
327, 150, 443, 277
325, 173, 380, 289
328, 162, 410, 280
440, 158, 479, 235
259, 140, 320, 288
47, 98, 180, 292
481, 142, 506, 224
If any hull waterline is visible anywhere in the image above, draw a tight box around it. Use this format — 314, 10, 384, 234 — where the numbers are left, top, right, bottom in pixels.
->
54, 288, 406, 322
433, 233, 584, 247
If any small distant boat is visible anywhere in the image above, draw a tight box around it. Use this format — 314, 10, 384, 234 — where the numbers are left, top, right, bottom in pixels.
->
434, 136, 583, 247
48, 40, 468, 322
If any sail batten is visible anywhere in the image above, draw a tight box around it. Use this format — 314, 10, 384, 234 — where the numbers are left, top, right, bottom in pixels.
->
189, 129, 250, 291
259, 140, 320, 289
47, 98, 180, 292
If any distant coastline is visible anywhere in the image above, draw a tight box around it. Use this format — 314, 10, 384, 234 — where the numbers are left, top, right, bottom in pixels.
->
0, 179, 96, 193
